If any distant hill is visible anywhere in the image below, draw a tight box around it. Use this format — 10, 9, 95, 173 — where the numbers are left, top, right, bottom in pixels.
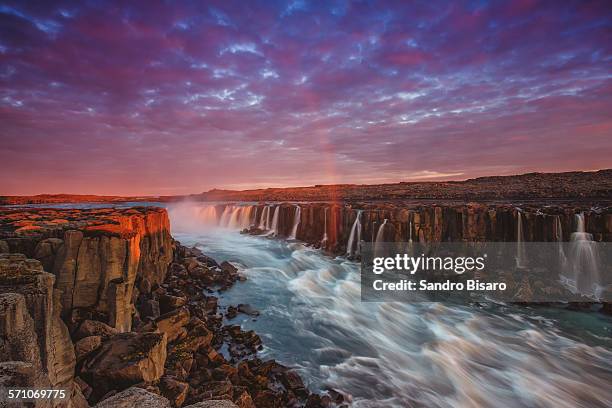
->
0, 194, 152, 205
2, 169, 611, 204
184, 169, 612, 202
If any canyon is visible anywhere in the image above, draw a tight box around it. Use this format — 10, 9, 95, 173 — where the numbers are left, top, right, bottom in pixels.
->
0, 207, 326, 408
1, 170, 611, 407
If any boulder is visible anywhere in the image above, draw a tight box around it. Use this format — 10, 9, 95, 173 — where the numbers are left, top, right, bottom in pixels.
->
184, 401, 238, 408
75, 319, 119, 340
141, 299, 161, 319
159, 294, 187, 314
220, 261, 237, 275
160, 375, 190, 407
75, 335, 103, 361
155, 307, 190, 343
81, 332, 167, 398
95, 386, 171, 408
237, 304, 259, 317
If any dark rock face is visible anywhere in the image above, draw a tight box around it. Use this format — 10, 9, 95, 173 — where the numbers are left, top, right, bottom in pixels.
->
243, 202, 612, 253
0, 253, 87, 407
0, 207, 174, 332
80, 332, 167, 401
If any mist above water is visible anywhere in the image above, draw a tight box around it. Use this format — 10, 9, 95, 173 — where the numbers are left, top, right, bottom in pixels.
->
168, 202, 612, 408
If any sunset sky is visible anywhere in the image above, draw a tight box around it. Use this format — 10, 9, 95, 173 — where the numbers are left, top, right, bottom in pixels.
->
1, 0, 611, 195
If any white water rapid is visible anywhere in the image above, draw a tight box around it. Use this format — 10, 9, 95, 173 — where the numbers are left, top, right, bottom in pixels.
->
562, 213, 602, 298
167, 202, 612, 408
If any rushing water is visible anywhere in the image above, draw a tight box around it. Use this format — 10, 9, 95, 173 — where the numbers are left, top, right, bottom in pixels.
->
168, 203, 612, 408
9, 201, 611, 407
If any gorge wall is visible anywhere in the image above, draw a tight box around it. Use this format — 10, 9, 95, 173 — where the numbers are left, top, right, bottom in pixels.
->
0, 207, 173, 333
179, 202, 612, 254
0, 207, 173, 407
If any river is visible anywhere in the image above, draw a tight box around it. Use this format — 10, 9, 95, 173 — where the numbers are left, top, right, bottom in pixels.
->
168, 203, 612, 408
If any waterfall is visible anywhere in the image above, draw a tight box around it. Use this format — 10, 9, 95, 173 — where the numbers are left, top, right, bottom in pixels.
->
266, 206, 273, 230
259, 206, 270, 230
228, 206, 242, 228
269, 206, 280, 236
554, 215, 566, 263
321, 208, 328, 244
409, 220, 413, 243
289, 205, 301, 239
374, 219, 388, 257
516, 210, 527, 268
219, 205, 233, 227
563, 213, 601, 298
375, 219, 388, 243
239, 206, 253, 229
346, 210, 362, 257
197, 205, 218, 225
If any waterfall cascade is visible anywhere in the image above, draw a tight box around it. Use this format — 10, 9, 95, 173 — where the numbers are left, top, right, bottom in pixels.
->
290, 205, 301, 239
346, 210, 362, 257
554, 215, 566, 263
516, 210, 527, 268
409, 220, 413, 244
198, 205, 218, 224
269, 206, 280, 236
374, 219, 388, 257
258, 206, 270, 230
563, 213, 601, 298
321, 208, 328, 244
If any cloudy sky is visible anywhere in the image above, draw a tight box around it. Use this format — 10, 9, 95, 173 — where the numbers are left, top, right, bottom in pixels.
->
1, 0, 610, 195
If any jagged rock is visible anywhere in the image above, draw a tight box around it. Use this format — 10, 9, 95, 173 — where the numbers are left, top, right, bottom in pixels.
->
75, 336, 103, 361
33, 237, 64, 272
0, 254, 76, 385
170, 321, 213, 354
95, 387, 171, 408
154, 307, 190, 343
159, 294, 187, 314
219, 262, 237, 275
0, 254, 83, 407
75, 320, 119, 340
75, 376, 93, 400
81, 332, 167, 399
193, 380, 233, 400
183, 257, 200, 272
184, 401, 238, 408
236, 304, 259, 317
141, 299, 161, 319
159, 375, 189, 407
0, 293, 42, 368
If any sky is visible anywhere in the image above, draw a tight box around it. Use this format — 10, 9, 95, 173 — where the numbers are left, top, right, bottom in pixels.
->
0, 0, 611, 195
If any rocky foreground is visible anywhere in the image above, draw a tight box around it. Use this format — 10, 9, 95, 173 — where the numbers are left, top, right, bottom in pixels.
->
0, 207, 335, 408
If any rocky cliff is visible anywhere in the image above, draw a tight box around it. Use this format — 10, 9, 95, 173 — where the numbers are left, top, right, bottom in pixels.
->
212, 202, 612, 253
0, 207, 173, 332
0, 253, 88, 407
0, 207, 325, 407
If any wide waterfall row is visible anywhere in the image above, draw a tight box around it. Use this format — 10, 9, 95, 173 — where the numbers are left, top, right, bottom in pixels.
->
182, 203, 610, 249
171, 202, 609, 299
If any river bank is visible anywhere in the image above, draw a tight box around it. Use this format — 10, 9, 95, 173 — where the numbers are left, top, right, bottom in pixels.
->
0, 207, 329, 407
